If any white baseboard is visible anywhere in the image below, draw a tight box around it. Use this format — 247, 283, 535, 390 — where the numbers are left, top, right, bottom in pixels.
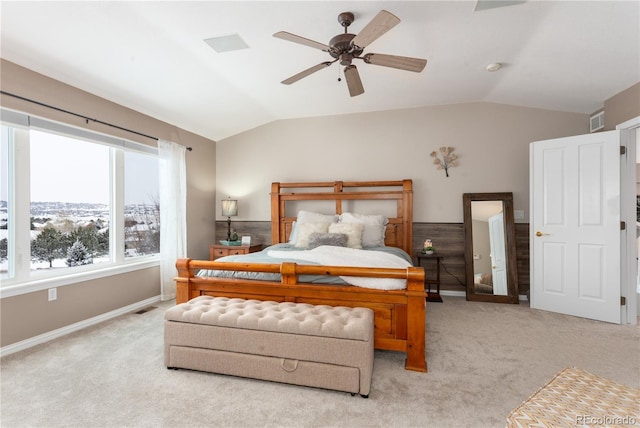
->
0, 295, 162, 358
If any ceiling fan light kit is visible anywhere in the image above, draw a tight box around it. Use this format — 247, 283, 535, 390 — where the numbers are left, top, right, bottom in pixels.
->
273, 10, 428, 97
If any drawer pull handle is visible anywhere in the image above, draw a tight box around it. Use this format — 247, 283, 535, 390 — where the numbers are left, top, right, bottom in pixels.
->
280, 359, 299, 372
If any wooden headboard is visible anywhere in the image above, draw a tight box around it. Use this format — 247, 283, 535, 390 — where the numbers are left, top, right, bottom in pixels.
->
270, 179, 414, 255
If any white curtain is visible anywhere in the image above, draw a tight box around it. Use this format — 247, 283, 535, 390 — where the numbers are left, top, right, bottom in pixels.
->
158, 140, 187, 301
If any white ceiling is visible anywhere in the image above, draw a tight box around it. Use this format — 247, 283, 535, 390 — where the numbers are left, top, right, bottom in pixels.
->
1, 1, 638, 142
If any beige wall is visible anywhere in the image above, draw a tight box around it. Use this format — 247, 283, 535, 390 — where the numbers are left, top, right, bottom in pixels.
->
0, 268, 160, 345
217, 102, 589, 223
604, 82, 640, 130
0, 60, 216, 347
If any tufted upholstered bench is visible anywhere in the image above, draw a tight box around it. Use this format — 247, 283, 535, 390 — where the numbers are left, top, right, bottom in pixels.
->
164, 296, 375, 396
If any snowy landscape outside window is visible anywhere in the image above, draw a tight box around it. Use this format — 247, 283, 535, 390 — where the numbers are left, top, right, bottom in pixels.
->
0, 118, 160, 287
29, 130, 111, 272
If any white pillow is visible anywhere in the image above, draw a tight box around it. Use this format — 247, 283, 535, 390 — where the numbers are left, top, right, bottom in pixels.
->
328, 222, 364, 249
288, 221, 297, 243
339, 212, 388, 226
297, 210, 338, 224
339, 212, 388, 247
294, 222, 330, 248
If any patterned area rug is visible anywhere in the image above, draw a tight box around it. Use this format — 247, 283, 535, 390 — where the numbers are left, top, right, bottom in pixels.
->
506, 367, 640, 427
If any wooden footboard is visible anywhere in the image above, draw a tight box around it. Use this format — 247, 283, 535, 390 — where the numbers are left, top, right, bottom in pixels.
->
175, 258, 427, 372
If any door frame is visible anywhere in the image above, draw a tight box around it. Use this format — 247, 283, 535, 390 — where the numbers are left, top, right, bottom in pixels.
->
617, 116, 639, 325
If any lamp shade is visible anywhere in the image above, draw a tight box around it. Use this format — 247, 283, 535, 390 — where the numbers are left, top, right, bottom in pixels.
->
221, 199, 238, 217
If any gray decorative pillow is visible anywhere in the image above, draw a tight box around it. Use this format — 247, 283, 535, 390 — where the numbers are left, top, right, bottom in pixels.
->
307, 232, 348, 249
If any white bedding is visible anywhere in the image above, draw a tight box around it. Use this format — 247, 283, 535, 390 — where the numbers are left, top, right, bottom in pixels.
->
267, 245, 411, 290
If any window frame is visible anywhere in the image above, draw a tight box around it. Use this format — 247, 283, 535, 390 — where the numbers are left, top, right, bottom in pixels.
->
0, 109, 160, 298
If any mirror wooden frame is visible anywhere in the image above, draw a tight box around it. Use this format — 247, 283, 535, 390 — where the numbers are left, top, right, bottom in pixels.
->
463, 192, 519, 304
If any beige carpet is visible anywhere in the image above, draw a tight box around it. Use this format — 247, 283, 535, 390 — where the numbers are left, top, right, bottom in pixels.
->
1, 297, 638, 428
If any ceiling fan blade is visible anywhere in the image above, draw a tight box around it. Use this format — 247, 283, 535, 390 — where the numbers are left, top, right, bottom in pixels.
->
344, 65, 364, 97
273, 31, 330, 51
351, 10, 400, 49
281, 61, 334, 85
362, 53, 427, 73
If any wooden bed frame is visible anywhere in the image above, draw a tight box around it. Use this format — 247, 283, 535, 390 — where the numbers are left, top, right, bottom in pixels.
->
175, 179, 427, 372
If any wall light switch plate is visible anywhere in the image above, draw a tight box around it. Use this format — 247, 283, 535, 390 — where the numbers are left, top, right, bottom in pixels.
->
48, 288, 57, 301
514, 210, 525, 220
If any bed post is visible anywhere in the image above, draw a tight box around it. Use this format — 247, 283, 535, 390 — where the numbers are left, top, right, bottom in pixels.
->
270, 182, 281, 245
405, 266, 427, 372
175, 258, 193, 304
402, 179, 414, 255
334, 181, 343, 214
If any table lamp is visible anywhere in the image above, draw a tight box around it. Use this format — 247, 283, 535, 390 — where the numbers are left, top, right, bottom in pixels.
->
221, 198, 238, 241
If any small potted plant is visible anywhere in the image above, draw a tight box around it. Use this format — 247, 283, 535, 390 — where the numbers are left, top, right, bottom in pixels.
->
423, 239, 435, 255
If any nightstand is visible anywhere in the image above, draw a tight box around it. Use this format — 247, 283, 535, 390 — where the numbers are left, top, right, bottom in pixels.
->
209, 243, 262, 260
414, 252, 443, 302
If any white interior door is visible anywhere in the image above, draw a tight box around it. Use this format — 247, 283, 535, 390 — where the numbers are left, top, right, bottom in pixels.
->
488, 212, 508, 295
530, 131, 621, 324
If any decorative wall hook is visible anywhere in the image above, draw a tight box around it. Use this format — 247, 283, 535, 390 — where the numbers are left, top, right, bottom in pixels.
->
430, 146, 459, 177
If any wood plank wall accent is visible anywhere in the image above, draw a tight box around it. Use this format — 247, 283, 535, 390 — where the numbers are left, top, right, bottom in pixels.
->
215, 221, 530, 295
215, 221, 273, 248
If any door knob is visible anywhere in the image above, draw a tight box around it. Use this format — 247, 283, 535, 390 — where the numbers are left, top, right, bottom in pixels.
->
535, 231, 550, 237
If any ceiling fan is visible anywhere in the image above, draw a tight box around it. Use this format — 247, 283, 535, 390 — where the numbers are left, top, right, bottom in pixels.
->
273, 10, 427, 97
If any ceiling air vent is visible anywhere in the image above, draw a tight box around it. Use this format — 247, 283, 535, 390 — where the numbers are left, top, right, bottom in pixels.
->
204, 33, 249, 53
590, 111, 604, 133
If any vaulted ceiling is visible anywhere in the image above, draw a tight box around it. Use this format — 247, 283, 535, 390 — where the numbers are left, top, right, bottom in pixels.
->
1, 1, 638, 141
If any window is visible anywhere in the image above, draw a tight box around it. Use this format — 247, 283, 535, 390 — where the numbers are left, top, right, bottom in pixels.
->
1, 111, 160, 292
124, 151, 160, 258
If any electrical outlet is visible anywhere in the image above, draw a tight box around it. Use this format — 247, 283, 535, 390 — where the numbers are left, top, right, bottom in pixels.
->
514, 210, 525, 220
48, 288, 57, 301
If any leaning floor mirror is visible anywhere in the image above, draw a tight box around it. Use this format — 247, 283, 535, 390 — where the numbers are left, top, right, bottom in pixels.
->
463, 192, 519, 304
